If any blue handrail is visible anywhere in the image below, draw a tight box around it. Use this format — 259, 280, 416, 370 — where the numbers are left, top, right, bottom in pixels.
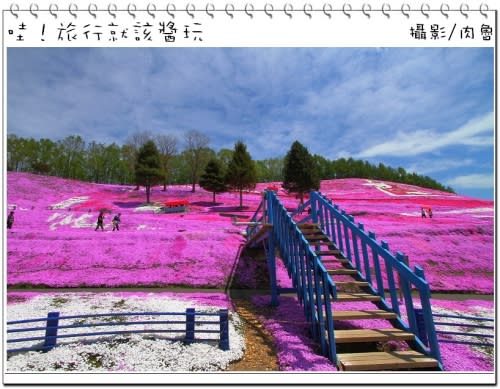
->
265, 190, 338, 362
249, 190, 443, 369
309, 191, 442, 367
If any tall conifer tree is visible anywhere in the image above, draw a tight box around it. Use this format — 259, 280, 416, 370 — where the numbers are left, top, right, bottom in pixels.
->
225, 141, 257, 207
135, 140, 163, 203
200, 158, 227, 203
283, 141, 320, 203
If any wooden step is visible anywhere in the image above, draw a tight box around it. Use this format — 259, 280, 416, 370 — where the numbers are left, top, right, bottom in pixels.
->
310, 241, 338, 247
333, 309, 397, 321
300, 228, 322, 233
337, 350, 439, 371
333, 281, 369, 288
297, 223, 319, 229
305, 235, 330, 242
335, 293, 381, 302
320, 257, 349, 264
335, 328, 415, 344
328, 269, 357, 275
316, 249, 341, 256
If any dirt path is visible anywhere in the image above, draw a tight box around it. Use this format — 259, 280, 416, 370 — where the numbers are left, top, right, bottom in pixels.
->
226, 298, 279, 371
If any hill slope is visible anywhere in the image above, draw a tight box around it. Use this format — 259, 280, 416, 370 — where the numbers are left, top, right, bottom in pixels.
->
6, 173, 493, 293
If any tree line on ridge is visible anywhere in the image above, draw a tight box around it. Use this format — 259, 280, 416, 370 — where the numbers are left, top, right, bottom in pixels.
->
7, 131, 454, 205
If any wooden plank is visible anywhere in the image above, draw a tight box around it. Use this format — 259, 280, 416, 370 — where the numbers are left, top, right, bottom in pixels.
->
335, 328, 415, 343
333, 309, 397, 320
333, 281, 369, 288
320, 258, 349, 264
300, 228, 322, 232
337, 351, 438, 371
335, 293, 381, 302
305, 236, 330, 242
297, 223, 319, 229
316, 250, 342, 256
302, 231, 323, 236
328, 269, 357, 275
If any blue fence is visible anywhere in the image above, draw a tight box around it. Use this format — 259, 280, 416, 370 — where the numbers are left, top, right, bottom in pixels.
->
249, 190, 443, 368
429, 312, 494, 347
7, 308, 230, 353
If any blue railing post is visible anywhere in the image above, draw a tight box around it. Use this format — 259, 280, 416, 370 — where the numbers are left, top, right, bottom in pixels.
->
381, 241, 400, 316
351, 224, 362, 273
322, 270, 337, 363
313, 257, 326, 356
414, 308, 429, 347
219, 309, 230, 351
334, 206, 344, 252
341, 211, 352, 261
415, 266, 442, 366
43, 311, 60, 352
359, 224, 372, 284
310, 192, 318, 224
396, 252, 418, 334
185, 308, 195, 343
268, 234, 279, 307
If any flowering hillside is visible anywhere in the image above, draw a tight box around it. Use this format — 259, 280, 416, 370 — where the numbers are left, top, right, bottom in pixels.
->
7, 173, 493, 293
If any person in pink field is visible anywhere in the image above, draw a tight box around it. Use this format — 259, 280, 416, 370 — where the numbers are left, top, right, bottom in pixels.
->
7, 211, 14, 229
421, 207, 427, 218
95, 211, 105, 231
112, 213, 121, 231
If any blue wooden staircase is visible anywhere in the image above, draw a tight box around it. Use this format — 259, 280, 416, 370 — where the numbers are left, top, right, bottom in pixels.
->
245, 190, 443, 371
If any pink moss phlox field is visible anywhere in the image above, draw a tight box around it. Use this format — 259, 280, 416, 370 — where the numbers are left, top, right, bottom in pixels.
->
317, 179, 493, 294
7, 173, 493, 293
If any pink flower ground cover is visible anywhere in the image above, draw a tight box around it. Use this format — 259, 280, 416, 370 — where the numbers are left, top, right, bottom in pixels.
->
253, 294, 494, 372
7, 173, 493, 293
317, 179, 494, 294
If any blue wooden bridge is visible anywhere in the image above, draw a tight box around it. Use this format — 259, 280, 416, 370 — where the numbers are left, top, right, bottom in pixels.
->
245, 190, 443, 371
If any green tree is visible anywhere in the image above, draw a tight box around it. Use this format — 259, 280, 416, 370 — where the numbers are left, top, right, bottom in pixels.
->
217, 148, 234, 169
135, 140, 163, 203
283, 141, 320, 203
199, 158, 227, 203
225, 141, 257, 208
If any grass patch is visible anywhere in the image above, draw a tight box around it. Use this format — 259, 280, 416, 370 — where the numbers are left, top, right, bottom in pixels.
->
50, 296, 70, 307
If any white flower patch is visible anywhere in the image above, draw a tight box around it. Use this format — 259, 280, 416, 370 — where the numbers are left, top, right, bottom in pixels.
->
71, 214, 94, 228
47, 212, 62, 222
48, 213, 94, 230
50, 196, 89, 209
6, 293, 244, 372
134, 205, 162, 212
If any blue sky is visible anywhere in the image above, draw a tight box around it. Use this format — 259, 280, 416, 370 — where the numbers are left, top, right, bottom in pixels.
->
7, 48, 494, 199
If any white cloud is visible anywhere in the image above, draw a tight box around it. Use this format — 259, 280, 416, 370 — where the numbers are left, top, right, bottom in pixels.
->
358, 111, 493, 158
446, 173, 493, 189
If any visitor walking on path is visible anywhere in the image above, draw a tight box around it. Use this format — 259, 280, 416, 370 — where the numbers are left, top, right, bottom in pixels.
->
112, 213, 121, 231
421, 207, 427, 218
428, 207, 433, 218
7, 211, 14, 229
95, 211, 105, 231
